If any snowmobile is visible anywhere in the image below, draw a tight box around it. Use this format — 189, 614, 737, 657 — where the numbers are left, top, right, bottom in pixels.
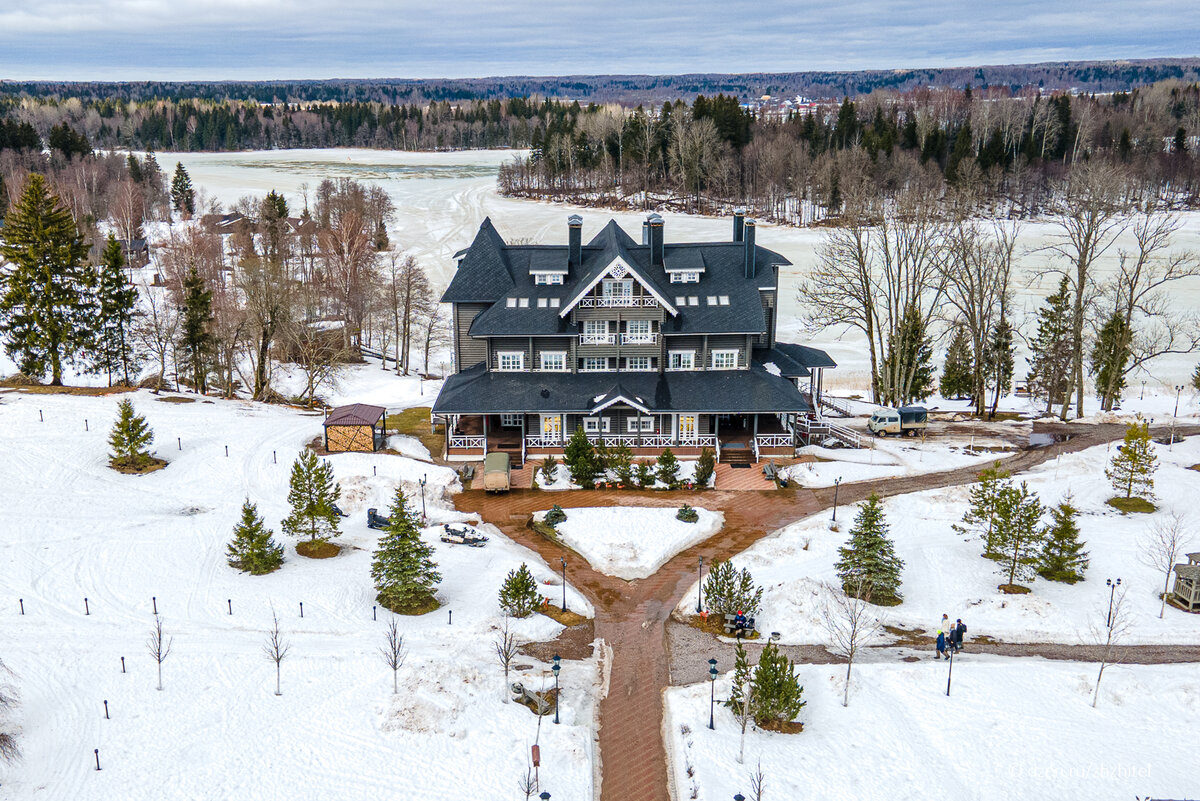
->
440, 523, 488, 547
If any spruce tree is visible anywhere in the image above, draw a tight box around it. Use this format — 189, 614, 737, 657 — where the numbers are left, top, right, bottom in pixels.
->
91, 235, 142, 386
835, 494, 904, 604
1038, 495, 1089, 583
280, 450, 342, 543
371, 488, 441, 614
170, 163, 195, 217
498, 562, 541, 617
108, 398, 155, 470
1090, 311, 1130, 411
702, 560, 764, 616
226, 500, 284, 575
1192, 362, 1200, 392
954, 462, 1012, 557
750, 642, 806, 727
724, 640, 752, 710
985, 316, 1014, 418
694, 447, 716, 487
879, 302, 935, 405
939, 325, 974, 400
656, 447, 681, 489
563, 426, 599, 487
1026, 277, 1074, 414
177, 267, 213, 393
993, 481, 1045, 589
0, 174, 95, 385
1105, 419, 1157, 500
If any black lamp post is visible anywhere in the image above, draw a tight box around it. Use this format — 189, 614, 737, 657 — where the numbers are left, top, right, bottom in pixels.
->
945, 647, 954, 696
419, 473, 427, 523
552, 654, 562, 724
1106, 578, 1122, 627
708, 658, 718, 730
1173, 386, 1184, 446
696, 556, 704, 613
560, 558, 567, 613
831, 476, 842, 524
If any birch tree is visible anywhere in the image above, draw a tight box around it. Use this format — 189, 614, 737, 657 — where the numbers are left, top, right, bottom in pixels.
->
379, 619, 408, 694
819, 579, 883, 707
147, 614, 173, 691
1139, 513, 1192, 618
1090, 585, 1130, 708
263, 612, 291, 696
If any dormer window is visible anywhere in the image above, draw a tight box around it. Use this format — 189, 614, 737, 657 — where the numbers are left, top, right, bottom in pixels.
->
535, 274, 564, 285
497, 351, 525, 371
669, 271, 700, 283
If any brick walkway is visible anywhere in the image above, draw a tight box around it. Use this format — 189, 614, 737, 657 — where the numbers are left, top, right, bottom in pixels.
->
453, 422, 1193, 801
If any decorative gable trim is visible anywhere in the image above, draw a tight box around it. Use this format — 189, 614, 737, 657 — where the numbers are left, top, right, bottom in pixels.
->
592, 392, 651, 415
560, 256, 678, 318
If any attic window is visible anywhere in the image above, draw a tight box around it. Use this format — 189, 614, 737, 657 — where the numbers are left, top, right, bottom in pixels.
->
537, 298, 548, 308
506, 298, 517, 308
688, 296, 699, 306
518, 298, 530, 308
718, 295, 730, 306
675, 296, 686, 306
706, 296, 718, 306
535, 274, 564, 285
669, 271, 700, 283
549, 298, 561, 308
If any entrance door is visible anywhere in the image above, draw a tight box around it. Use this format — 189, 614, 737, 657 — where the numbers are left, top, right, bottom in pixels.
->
677, 414, 697, 442
541, 414, 563, 442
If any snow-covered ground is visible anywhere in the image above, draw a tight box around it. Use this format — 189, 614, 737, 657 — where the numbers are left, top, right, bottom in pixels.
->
532, 460, 712, 491
679, 435, 1200, 645
786, 437, 1015, 488
666, 658, 1198, 801
0, 389, 597, 798
538, 506, 723, 580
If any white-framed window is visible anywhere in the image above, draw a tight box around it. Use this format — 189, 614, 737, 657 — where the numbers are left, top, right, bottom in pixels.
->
581, 357, 608, 372
669, 350, 695, 370
677, 414, 697, 440
584, 320, 608, 336
500, 414, 522, 428
627, 416, 655, 432
711, 350, 737, 369
626, 320, 651, 335
669, 271, 700, 283
540, 351, 567, 372
583, 416, 611, 434
535, 273, 564, 285
624, 356, 651, 371
540, 414, 563, 440
497, 351, 525, 371
506, 297, 517, 308
602, 279, 633, 298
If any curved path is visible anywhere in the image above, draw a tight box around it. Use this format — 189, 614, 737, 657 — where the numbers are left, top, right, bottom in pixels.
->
454, 422, 1195, 801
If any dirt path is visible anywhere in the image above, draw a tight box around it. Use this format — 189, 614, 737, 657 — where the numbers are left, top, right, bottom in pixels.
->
453, 423, 1198, 801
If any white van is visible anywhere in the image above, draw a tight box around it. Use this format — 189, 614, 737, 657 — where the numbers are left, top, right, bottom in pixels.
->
867, 406, 928, 437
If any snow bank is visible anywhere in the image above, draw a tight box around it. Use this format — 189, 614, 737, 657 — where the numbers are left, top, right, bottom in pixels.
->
541, 505, 722, 580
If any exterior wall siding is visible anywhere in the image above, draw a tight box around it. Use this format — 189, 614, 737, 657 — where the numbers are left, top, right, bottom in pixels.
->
454, 303, 489, 369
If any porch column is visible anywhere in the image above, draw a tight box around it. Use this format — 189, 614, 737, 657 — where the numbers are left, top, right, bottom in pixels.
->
482, 414, 488, 452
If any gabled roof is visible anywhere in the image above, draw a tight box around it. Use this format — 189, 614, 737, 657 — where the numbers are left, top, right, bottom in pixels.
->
560, 221, 677, 317
441, 217, 515, 303
591, 382, 651, 414
773, 342, 838, 369
324, 403, 386, 427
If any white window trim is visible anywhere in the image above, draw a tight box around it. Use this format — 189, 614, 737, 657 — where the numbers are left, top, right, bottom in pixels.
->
627, 416, 655, 433
668, 350, 696, 370
583, 416, 611, 434
602, 278, 634, 298
711, 350, 738, 370
583, 319, 609, 335
534, 273, 564, 285
497, 351, 525, 371
540, 414, 563, 439
626, 319, 651, 334
624, 356, 652, 372
500, 414, 522, 428
539, 351, 567, 372
581, 357, 608, 372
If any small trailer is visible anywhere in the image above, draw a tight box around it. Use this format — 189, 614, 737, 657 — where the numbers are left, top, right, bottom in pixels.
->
440, 523, 489, 547
482, 452, 511, 493
868, 405, 928, 437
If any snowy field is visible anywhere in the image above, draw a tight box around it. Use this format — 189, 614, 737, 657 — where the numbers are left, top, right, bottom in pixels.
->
163, 148, 1200, 389
0, 389, 597, 799
665, 658, 1198, 801
787, 438, 1015, 488
537, 506, 723, 580
679, 435, 1200, 645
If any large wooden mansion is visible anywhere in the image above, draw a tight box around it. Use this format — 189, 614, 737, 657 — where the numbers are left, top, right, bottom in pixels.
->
432, 213, 838, 466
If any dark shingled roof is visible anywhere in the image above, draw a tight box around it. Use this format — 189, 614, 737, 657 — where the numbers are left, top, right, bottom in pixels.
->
772, 342, 838, 369
433, 363, 811, 415
324, 403, 386, 427
441, 218, 514, 303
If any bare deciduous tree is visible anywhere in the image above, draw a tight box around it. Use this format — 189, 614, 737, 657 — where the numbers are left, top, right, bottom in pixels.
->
494, 615, 518, 704
136, 283, 179, 387
147, 614, 173, 691
0, 656, 19, 763
819, 579, 884, 707
748, 759, 766, 801
263, 612, 291, 697
1090, 584, 1130, 708
379, 619, 407, 694
238, 255, 295, 400
1139, 513, 1193, 618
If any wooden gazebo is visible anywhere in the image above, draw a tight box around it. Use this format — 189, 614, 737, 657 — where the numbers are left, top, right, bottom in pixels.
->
324, 404, 386, 453
1170, 553, 1200, 613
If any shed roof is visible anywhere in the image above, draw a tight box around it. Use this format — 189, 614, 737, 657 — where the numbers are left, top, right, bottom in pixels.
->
324, 403, 386, 427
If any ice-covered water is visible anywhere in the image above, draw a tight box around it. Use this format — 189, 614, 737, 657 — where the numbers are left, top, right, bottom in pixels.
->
166, 148, 1200, 388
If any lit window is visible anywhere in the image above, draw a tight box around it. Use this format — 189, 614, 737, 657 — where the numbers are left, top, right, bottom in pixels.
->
506, 298, 517, 308
540, 352, 567, 372
625, 356, 651, 371
497, 351, 524, 371
669, 351, 695, 370
711, 350, 737, 369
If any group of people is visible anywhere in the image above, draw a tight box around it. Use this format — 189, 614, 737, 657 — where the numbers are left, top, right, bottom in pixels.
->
935, 613, 967, 660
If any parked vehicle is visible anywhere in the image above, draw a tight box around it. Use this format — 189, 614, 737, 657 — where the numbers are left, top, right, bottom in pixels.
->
482, 452, 511, 492
440, 524, 489, 547
867, 406, 928, 437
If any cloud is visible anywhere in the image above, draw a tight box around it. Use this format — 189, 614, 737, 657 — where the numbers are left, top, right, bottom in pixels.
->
0, 0, 1195, 81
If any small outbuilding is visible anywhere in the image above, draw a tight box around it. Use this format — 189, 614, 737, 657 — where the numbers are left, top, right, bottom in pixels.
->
324, 403, 386, 453
1171, 553, 1200, 612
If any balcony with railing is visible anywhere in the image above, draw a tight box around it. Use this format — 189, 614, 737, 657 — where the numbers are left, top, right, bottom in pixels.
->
620, 332, 659, 346
578, 295, 659, 309
579, 333, 617, 346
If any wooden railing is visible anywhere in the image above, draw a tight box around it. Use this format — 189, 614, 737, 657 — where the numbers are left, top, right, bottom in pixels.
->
449, 435, 486, 450
528, 434, 711, 450
524, 436, 564, 448
755, 434, 794, 448
579, 333, 616, 345
578, 296, 659, 308
620, 333, 659, 345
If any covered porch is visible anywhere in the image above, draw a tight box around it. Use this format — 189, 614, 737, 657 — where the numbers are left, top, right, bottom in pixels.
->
713, 413, 797, 463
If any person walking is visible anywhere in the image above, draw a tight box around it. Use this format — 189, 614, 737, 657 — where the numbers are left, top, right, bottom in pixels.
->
954, 619, 967, 652
936, 629, 949, 660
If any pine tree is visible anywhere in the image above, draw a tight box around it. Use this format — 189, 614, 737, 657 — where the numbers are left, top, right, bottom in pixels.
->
953, 462, 1012, 557
108, 398, 155, 469
371, 488, 441, 614
177, 267, 213, 393
1192, 362, 1200, 392
656, 447, 681, 489
835, 494, 904, 604
985, 316, 1014, 418
724, 640, 752, 710
694, 447, 716, 487
0, 174, 95, 385
498, 562, 541, 617
993, 481, 1045, 589
1038, 495, 1089, 583
90, 235, 142, 386
1105, 419, 1157, 500
702, 560, 764, 616
750, 642, 806, 727
879, 302, 935, 405
280, 450, 341, 543
563, 426, 599, 487
1026, 277, 1074, 414
170, 163, 195, 217
939, 325, 974, 400
635, 460, 655, 489
1090, 310, 1130, 412
226, 500, 284, 575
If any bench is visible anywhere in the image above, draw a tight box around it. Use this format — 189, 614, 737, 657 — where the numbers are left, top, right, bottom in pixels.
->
761, 460, 788, 489
510, 682, 553, 716
460, 465, 476, 482
722, 613, 758, 638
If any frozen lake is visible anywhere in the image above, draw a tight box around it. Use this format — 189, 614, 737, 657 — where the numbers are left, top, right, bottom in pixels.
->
166, 148, 1200, 389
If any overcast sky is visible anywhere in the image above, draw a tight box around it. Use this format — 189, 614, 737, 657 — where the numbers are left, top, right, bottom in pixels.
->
0, 0, 1196, 81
